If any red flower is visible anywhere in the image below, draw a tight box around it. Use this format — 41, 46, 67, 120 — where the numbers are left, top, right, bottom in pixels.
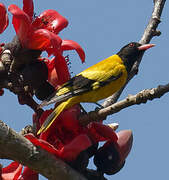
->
8, 1, 85, 85
8, 3, 65, 51
25, 133, 92, 162
0, 3, 8, 34
0, 0, 85, 87
44, 40, 86, 87
31, 107, 119, 162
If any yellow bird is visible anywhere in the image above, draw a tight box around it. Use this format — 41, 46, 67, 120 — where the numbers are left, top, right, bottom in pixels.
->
37, 42, 155, 135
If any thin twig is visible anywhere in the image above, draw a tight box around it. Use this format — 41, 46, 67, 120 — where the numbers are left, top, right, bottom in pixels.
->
79, 83, 169, 126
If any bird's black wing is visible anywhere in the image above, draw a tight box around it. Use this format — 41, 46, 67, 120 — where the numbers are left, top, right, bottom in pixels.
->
40, 73, 122, 107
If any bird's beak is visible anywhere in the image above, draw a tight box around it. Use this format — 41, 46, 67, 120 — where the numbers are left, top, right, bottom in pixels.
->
138, 44, 155, 51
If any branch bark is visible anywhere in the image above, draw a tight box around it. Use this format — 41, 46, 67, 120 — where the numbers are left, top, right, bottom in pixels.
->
0, 120, 86, 180
79, 83, 169, 126
102, 0, 166, 107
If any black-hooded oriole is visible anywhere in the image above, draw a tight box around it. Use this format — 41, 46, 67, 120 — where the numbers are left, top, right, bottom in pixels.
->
37, 42, 155, 135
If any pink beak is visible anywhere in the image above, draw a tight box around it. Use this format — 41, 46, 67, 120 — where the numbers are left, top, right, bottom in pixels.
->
138, 44, 155, 51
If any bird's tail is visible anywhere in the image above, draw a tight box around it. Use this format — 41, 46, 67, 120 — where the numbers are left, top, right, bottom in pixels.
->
37, 101, 69, 135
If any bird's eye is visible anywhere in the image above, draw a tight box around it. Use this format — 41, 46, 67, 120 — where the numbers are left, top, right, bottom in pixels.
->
129, 43, 134, 47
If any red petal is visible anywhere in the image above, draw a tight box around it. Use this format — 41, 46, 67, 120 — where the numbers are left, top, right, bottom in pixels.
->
60, 105, 81, 132
0, 3, 9, 34
53, 54, 70, 85
25, 133, 60, 156
23, 0, 34, 21
38, 109, 54, 140
42, 57, 59, 87
59, 134, 92, 161
61, 40, 85, 63
39, 109, 53, 126
88, 122, 118, 142
25, 133, 91, 161
46, 48, 55, 57
8, 4, 31, 44
48, 66, 59, 88
46, 56, 70, 88
19, 167, 38, 180
32, 9, 68, 34
27, 29, 62, 50
2, 162, 22, 180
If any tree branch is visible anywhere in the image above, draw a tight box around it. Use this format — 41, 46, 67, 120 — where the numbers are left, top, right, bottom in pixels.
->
102, 0, 166, 107
79, 83, 169, 126
0, 120, 86, 180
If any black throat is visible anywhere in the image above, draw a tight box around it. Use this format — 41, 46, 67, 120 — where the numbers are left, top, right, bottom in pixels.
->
117, 52, 135, 73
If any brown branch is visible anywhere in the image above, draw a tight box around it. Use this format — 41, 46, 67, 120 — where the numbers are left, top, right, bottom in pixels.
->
102, 0, 166, 107
79, 83, 169, 126
0, 120, 86, 180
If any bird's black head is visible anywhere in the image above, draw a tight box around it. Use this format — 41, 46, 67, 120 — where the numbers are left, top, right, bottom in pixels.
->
117, 42, 155, 73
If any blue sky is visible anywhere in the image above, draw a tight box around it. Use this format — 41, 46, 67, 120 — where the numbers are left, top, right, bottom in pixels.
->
0, 0, 169, 180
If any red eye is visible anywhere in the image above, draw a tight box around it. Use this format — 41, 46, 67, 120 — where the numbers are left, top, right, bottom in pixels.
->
129, 43, 134, 47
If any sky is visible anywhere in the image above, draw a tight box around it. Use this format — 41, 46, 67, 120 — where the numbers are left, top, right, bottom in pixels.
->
0, 0, 169, 180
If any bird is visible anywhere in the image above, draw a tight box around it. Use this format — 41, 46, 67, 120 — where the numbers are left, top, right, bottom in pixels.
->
37, 42, 155, 135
